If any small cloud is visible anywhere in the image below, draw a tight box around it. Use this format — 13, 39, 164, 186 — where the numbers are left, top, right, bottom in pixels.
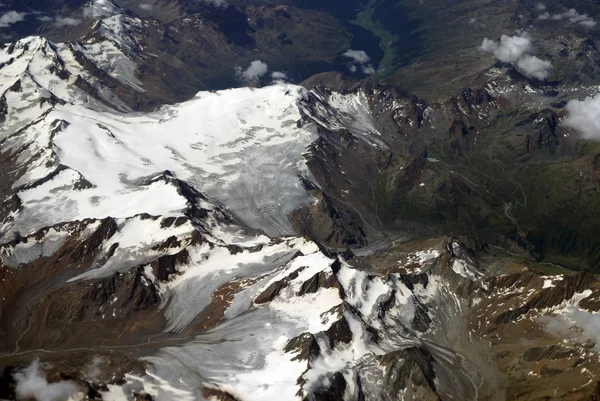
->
549, 8, 596, 28
480, 33, 552, 80
139, 3, 153, 10
469, 17, 476, 24
480, 34, 532, 63
84, 357, 104, 381
579, 19, 597, 28
0, 10, 26, 28
54, 16, 81, 27
568, 11, 597, 28
201, 0, 227, 6
538, 12, 550, 20
362, 65, 375, 75
343, 49, 376, 75
540, 306, 600, 352
14, 359, 78, 401
271, 71, 288, 83
536, 2, 546, 11
235, 60, 269, 82
36, 15, 53, 22
516, 55, 552, 80
343, 49, 370, 64
563, 94, 600, 139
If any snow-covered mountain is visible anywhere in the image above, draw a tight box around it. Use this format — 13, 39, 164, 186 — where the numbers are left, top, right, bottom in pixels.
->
0, 29, 482, 398
2, 1, 600, 400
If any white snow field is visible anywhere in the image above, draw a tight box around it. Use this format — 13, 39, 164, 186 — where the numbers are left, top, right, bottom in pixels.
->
13, 84, 320, 237
0, 37, 381, 241
0, 8, 472, 399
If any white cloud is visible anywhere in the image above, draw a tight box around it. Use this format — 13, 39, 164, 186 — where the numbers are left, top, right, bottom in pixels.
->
84, 357, 104, 381
343, 49, 370, 64
480, 33, 552, 80
54, 16, 81, 27
538, 12, 550, 20
579, 19, 597, 28
201, 0, 227, 6
235, 60, 269, 82
0, 10, 26, 28
516, 55, 552, 80
541, 306, 600, 352
480, 34, 533, 63
548, 8, 596, 28
362, 65, 375, 75
536, 3, 546, 11
568, 11, 597, 28
271, 71, 287, 83
14, 359, 78, 401
469, 17, 476, 24
271, 71, 286, 79
139, 3, 153, 10
562, 94, 600, 140
343, 49, 376, 75
36, 15, 52, 22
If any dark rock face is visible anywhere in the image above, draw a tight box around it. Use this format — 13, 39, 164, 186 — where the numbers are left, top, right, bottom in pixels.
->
592, 381, 600, 401
494, 270, 594, 324
522, 345, 573, 362
377, 348, 440, 399
291, 190, 367, 249
43, 264, 160, 328
285, 332, 321, 362
305, 371, 347, 401
0, 366, 16, 401
70, 218, 118, 263
151, 250, 190, 282
298, 270, 340, 296
448, 119, 476, 156
522, 109, 571, 160
324, 316, 353, 347
89, 267, 159, 312
254, 260, 305, 304
200, 387, 240, 401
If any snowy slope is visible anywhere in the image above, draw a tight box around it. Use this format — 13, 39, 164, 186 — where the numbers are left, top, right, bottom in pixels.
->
0, 32, 480, 398
3, 84, 317, 238
0, 49, 386, 240
0, 9, 509, 400
3, 1, 600, 398
92, 237, 491, 401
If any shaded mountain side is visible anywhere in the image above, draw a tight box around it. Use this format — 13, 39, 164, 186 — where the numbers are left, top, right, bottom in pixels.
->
297, 70, 600, 272
22, 0, 380, 104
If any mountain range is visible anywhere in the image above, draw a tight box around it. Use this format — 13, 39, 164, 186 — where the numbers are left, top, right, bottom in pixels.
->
1, 0, 600, 400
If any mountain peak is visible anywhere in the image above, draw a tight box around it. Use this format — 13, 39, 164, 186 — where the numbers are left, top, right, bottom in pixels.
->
82, 0, 123, 20
2, 0, 600, 400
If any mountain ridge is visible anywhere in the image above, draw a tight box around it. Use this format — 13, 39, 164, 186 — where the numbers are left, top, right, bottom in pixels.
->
2, 0, 600, 400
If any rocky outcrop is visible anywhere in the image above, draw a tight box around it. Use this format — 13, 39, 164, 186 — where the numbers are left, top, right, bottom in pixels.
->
305, 371, 347, 401
377, 348, 440, 400
291, 190, 367, 249
45, 265, 160, 327
200, 387, 240, 401
494, 270, 594, 323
